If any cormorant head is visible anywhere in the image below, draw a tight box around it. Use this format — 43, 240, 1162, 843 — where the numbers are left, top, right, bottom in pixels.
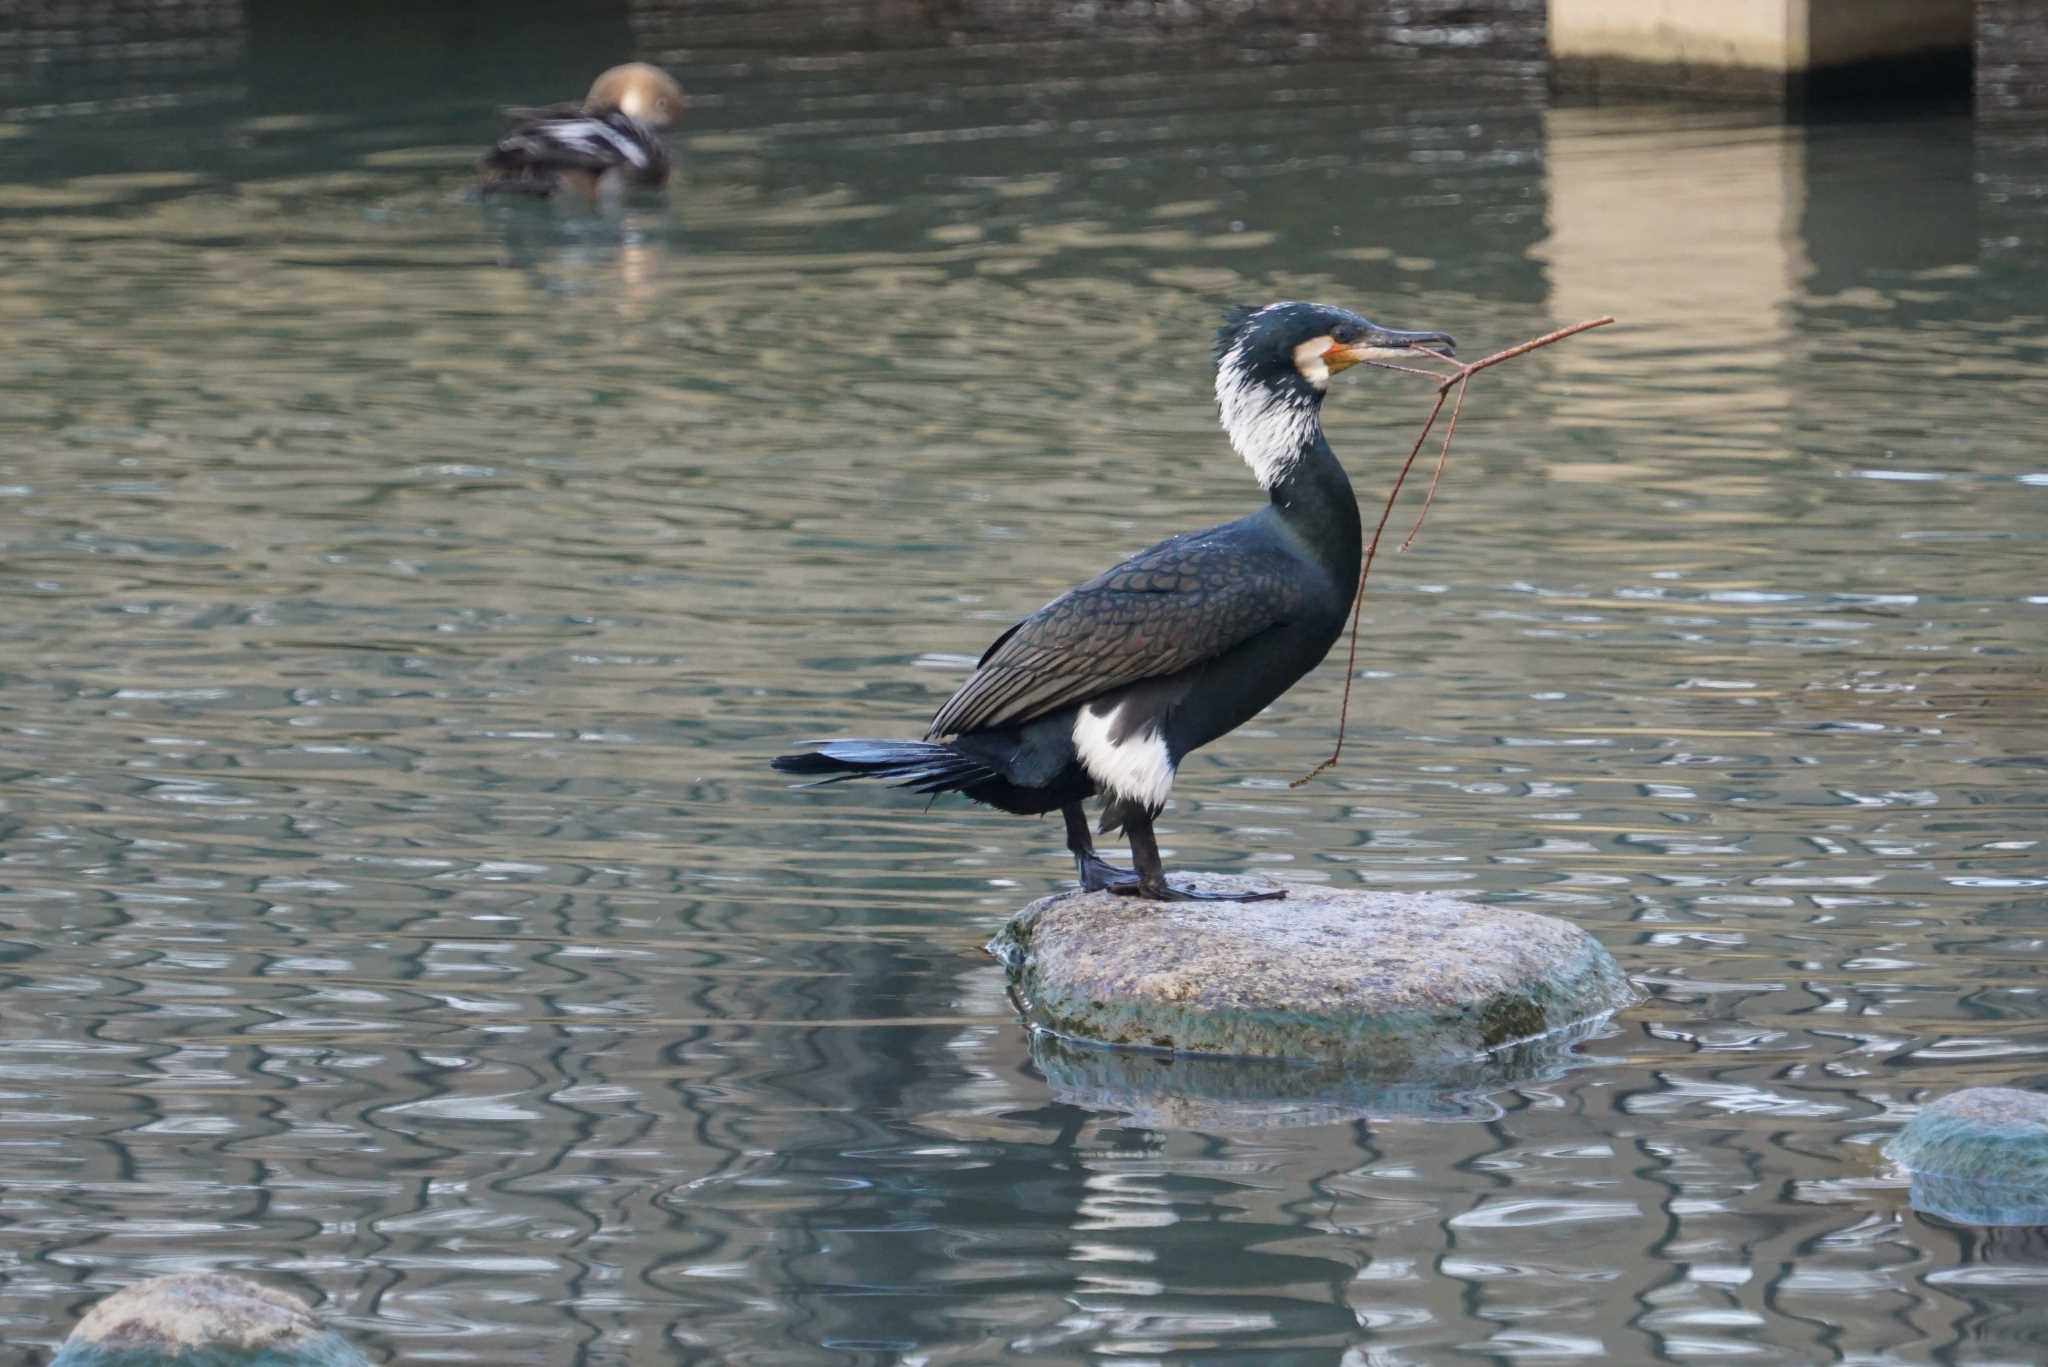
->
585, 63, 686, 129
1214, 301, 1454, 489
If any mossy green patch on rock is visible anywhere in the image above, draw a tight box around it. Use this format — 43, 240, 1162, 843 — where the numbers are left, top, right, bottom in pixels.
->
990, 878, 1635, 1071
1029, 1016, 1613, 1130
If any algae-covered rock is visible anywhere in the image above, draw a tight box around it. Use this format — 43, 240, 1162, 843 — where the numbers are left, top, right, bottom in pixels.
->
989, 878, 1634, 1070
1887, 1087, 2048, 1227
52, 1273, 368, 1367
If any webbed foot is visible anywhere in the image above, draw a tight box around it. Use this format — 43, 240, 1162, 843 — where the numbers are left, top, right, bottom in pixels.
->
1076, 852, 1140, 894
1113, 879, 1286, 903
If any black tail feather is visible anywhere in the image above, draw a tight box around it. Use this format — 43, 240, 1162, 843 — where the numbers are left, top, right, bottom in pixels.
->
771, 739, 995, 797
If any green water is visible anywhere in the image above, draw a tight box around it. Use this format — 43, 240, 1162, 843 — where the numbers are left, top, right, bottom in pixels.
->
4, 2, 2047, 1361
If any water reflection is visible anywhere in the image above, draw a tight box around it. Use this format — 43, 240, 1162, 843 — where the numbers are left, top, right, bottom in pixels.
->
1, 0, 2046, 1361
1024, 1013, 1635, 1131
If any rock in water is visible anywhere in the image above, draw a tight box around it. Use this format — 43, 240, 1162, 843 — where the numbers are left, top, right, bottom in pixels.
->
51, 1273, 368, 1367
989, 878, 1634, 1070
1027, 1026, 1603, 1130
1887, 1087, 2048, 1227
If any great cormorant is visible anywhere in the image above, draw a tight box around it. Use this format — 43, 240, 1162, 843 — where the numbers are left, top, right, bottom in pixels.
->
774, 302, 1454, 901
481, 62, 685, 198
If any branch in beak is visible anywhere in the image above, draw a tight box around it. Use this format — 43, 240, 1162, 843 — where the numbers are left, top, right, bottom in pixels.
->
1324, 330, 1457, 375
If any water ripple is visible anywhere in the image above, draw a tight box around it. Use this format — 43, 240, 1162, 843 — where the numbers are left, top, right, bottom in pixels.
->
1, 1, 2045, 1362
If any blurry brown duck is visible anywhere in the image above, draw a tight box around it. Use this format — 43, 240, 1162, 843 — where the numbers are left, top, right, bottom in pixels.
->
481, 62, 685, 198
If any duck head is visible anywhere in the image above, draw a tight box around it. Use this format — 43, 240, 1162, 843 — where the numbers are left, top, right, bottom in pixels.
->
585, 62, 685, 129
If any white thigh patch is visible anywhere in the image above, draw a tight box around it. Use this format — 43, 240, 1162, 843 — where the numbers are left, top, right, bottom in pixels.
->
1072, 703, 1175, 812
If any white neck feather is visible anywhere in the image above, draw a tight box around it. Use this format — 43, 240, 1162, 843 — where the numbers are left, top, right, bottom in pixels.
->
1215, 345, 1323, 491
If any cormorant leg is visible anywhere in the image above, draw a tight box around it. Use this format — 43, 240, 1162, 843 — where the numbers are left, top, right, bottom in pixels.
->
1064, 802, 1138, 893
1122, 808, 1285, 903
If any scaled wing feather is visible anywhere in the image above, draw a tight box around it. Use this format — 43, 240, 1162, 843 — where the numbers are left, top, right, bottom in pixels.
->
926, 533, 1305, 738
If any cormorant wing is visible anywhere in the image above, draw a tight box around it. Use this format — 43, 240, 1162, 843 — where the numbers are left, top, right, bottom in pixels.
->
925, 530, 1311, 738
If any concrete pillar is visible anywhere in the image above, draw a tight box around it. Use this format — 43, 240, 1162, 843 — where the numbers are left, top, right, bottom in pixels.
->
1550, 0, 1975, 104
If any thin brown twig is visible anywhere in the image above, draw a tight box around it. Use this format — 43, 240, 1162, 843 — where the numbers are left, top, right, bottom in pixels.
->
1363, 358, 1463, 383
1290, 315, 1616, 786
1401, 370, 1468, 551
1433, 316, 1614, 390
1289, 384, 1451, 788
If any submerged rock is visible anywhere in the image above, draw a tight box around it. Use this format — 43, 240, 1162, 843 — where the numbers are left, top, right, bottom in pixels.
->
989, 878, 1634, 1070
1888, 1087, 2048, 1227
1029, 1018, 1614, 1130
51, 1273, 367, 1367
